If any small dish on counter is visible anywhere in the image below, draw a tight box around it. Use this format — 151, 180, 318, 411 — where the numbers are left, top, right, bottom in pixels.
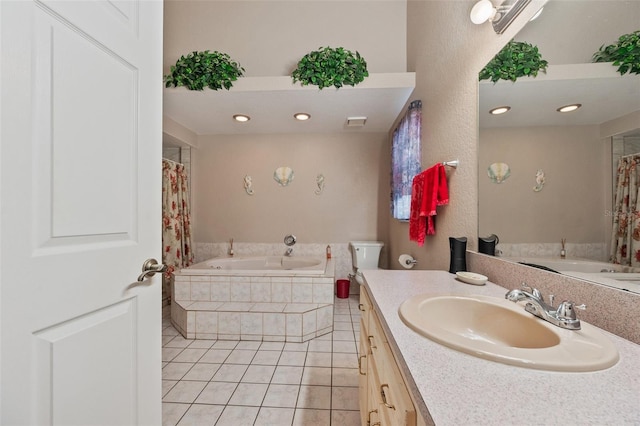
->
455, 271, 488, 285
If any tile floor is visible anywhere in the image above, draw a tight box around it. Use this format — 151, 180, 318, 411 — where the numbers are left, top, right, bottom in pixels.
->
162, 295, 362, 426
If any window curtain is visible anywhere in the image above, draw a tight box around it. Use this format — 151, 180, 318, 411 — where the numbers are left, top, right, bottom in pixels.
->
162, 159, 194, 277
391, 100, 422, 220
610, 155, 640, 266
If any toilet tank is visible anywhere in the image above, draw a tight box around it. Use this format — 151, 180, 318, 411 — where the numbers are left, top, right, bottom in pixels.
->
350, 241, 384, 269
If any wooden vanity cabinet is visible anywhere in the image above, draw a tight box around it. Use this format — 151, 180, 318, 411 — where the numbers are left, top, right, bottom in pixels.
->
359, 286, 417, 426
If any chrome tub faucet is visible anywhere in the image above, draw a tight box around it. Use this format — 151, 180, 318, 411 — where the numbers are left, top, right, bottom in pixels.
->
505, 283, 586, 330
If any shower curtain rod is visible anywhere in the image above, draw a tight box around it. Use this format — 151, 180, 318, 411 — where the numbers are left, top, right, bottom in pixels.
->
162, 157, 184, 166
621, 152, 640, 159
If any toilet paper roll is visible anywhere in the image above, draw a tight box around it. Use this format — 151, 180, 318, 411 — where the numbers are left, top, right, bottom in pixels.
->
398, 254, 416, 269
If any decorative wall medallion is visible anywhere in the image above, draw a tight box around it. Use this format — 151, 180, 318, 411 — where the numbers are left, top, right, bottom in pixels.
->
315, 174, 325, 195
488, 162, 511, 183
273, 166, 294, 186
533, 169, 545, 192
244, 175, 255, 195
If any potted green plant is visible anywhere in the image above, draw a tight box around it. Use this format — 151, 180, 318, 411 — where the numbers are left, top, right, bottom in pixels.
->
164, 50, 245, 91
592, 30, 640, 76
479, 40, 548, 83
292, 46, 369, 89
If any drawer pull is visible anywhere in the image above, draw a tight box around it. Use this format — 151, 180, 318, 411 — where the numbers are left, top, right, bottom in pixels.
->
358, 355, 367, 375
380, 384, 396, 410
368, 335, 376, 349
359, 303, 365, 311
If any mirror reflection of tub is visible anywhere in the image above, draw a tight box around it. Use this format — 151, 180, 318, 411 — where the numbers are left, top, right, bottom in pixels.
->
507, 257, 640, 293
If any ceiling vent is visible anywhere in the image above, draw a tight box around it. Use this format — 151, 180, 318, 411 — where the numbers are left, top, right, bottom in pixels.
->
347, 116, 367, 127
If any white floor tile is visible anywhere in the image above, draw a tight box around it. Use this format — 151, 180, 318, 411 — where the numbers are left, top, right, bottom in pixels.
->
255, 407, 295, 426
305, 352, 332, 367
252, 350, 282, 365
332, 368, 359, 387
187, 339, 215, 349
332, 330, 355, 341
296, 385, 331, 409
176, 404, 224, 426
292, 408, 330, 425
332, 352, 358, 369
331, 409, 360, 425
278, 351, 307, 366
172, 348, 207, 363
194, 381, 238, 405
212, 340, 239, 349
162, 402, 190, 426
332, 340, 356, 353
162, 381, 208, 404
182, 363, 220, 381
241, 364, 276, 383
331, 386, 359, 410
211, 364, 249, 382
262, 384, 300, 408
216, 405, 259, 426
284, 341, 309, 352
226, 348, 257, 364
228, 382, 269, 406
162, 362, 194, 381
162, 347, 183, 362
259, 341, 285, 351
162, 380, 178, 398
307, 339, 332, 352
271, 365, 304, 384
199, 348, 231, 363
301, 366, 332, 386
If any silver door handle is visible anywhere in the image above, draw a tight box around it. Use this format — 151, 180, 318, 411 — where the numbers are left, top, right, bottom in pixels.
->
137, 258, 167, 281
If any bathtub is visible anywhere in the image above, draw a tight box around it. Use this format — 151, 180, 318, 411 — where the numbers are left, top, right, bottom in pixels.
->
186, 255, 327, 276
508, 257, 640, 293
171, 255, 336, 341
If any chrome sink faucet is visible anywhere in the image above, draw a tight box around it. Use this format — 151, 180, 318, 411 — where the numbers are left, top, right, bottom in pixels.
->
284, 234, 296, 257
505, 283, 586, 330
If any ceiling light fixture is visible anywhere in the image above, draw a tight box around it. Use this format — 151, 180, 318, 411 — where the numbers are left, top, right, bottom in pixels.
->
233, 114, 250, 122
489, 106, 511, 115
470, 0, 531, 34
294, 113, 311, 121
529, 6, 543, 21
556, 104, 582, 113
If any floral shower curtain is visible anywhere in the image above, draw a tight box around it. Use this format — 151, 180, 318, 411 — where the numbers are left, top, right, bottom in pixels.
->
162, 159, 194, 277
610, 155, 640, 266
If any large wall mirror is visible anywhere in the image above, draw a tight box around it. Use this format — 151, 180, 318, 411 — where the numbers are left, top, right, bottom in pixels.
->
478, 0, 640, 292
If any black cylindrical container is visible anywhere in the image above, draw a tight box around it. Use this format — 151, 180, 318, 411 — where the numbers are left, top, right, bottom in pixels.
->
478, 234, 499, 256
449, 237, 467, 274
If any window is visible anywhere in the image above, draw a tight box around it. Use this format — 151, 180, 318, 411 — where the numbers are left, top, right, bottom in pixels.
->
391, 100, 422, 220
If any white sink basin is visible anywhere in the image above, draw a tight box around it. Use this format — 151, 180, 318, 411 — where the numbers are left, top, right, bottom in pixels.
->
399, 294, 619, 372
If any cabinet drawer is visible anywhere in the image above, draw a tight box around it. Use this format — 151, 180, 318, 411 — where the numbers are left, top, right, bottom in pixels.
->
359, 285, 372, 332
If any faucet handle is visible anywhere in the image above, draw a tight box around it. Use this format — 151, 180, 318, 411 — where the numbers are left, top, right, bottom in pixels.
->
557, 301, 586, 320
521, 283, 543, 301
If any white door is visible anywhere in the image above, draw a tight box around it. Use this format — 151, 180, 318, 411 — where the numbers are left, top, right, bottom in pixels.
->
1, 1, 163, 424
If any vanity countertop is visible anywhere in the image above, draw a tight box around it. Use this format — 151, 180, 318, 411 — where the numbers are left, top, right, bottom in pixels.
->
361, 269, 640, 425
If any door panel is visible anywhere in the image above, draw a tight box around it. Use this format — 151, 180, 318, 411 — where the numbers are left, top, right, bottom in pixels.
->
1, 1, 163, 424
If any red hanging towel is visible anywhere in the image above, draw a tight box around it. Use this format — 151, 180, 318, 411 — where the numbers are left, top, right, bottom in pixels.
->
409, 171, 427, 246
421, 163, 449, 235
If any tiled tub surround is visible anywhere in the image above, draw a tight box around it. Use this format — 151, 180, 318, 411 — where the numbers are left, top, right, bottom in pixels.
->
468, 251, 640, 344
171, 258, 336, 342
361, 269, 640, 425
496, 242, 607, 260
194, 242, 387, 294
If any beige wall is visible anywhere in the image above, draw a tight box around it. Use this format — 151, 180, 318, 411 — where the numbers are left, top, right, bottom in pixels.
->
388, 1, 546, 270
479, 125, 607, 244
192, 133, 390, 246
164, 1, 407, 76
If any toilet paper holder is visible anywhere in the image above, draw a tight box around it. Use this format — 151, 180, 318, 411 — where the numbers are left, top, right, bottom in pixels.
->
398, 254, 417, 269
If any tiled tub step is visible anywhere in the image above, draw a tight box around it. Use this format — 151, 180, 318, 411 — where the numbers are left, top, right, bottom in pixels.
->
171, 300, 333, 343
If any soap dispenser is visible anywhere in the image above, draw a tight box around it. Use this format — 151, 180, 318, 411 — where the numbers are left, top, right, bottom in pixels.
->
478, 234, 499, 256
449, 237, 467, 274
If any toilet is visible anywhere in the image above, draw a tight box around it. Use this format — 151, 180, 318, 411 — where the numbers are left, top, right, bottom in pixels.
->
349, 241, 384, 285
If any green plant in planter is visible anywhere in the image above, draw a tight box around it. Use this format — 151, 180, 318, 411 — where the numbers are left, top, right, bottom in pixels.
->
479, 40, 548, 83
164, 50, 245, 91
292, 46, 369, 89
592, 30, 640, 76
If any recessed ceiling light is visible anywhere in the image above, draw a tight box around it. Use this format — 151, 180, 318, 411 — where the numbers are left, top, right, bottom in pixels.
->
489, 106, 511, 115
347, 116, 367, 127
233, 114, 250, 122
294, 113, 311, 121
556, 104, 582, 113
